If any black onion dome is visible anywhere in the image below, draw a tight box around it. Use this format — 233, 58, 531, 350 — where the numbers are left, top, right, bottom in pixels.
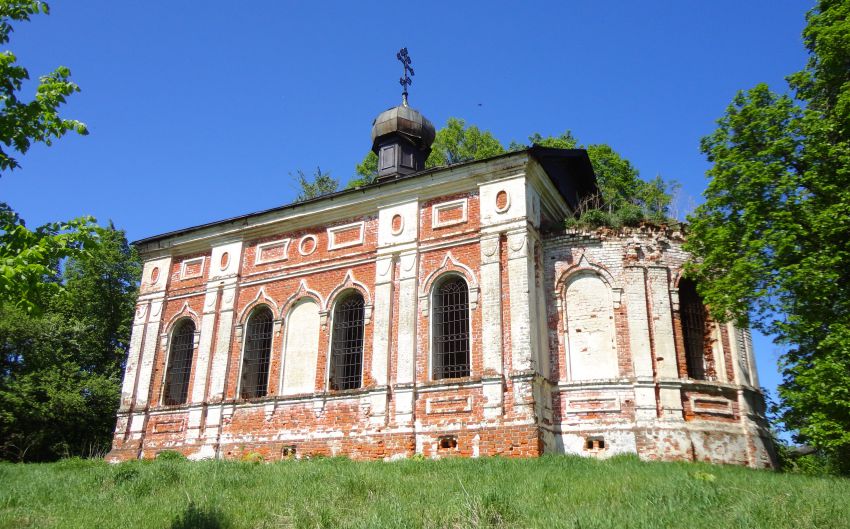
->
370, 104, 436, 154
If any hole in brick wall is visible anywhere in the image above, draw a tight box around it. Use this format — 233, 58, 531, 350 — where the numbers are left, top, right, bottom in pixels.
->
586, 437, 605, 450
438, 436, 458, 450
281, 445, 296, 458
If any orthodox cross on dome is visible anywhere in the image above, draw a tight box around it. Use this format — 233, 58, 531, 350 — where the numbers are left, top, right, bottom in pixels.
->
397, 47, 414, 106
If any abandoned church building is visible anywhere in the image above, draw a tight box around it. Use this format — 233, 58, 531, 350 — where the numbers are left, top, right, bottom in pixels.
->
107, 89, 776, 468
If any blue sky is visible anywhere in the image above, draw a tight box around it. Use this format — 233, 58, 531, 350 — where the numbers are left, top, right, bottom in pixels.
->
1, 1, 813, 406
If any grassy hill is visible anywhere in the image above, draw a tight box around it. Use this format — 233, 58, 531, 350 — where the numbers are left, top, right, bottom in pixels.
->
1, 455, 848, 529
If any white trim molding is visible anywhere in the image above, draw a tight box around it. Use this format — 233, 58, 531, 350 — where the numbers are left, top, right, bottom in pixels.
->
298, 234, 318, 256
327, 221, 365, 251
419, 252, 480, 316
431, 198, 468, 229
494, 189, 511, 214
180, 256, 206, 280
255, 238, 292, 265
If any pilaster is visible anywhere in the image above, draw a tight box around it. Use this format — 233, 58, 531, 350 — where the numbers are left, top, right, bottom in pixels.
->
507, 228, 535, 374
134, 298, 165, 409
114, 257, 170, 454
368, 255, 394, 425
647, 266, 683, 419
185, 285, 219, 442
371, 255, 394, 386
624, 266, 656, 420
480, 233, 504, 417
197, 240, 243, 450
395, 250, 418, 424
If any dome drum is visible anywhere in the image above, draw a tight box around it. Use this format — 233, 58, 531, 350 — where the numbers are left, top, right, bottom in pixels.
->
371, 104, 436, 181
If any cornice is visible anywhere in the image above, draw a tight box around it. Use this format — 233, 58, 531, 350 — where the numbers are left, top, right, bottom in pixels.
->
136, 153, 532, 260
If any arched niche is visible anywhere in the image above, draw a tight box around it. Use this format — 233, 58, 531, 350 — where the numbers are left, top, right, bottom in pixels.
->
281, 298, 321, 395
563, 271, 618, 380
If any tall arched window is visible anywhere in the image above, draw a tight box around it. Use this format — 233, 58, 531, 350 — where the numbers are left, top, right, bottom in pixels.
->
163, 319, 195, 405
679, 278, 707, 380
240, 306, 274, 399
432, 276, 470, 379
329, 292, 365, 390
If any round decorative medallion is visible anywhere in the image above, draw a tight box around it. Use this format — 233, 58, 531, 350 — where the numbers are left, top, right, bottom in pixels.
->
495, 190, 510, 213
391, 214, 404, 235
150, 266, 160, 283
299, 234, 317, 256
220, 251, 230, 270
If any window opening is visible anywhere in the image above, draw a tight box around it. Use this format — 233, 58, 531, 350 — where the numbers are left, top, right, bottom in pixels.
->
585, 437, 605, 450
241, 307, 274, 398
432, 276, 470, 379
679, 279, 707, 380
163, 319, 195, 405
439, 436, 458, 450
329, 292, 365, 390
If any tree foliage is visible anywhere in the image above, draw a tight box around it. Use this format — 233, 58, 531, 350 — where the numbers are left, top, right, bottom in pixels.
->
350, 121, 676, 226
0, 220, 139, 461
0, 1, 88, 173
427, 117, 504, 167
0, 3, 95, 312
511, 132, 678, 227
0, 202, 97, 313
0, 3, 134, 462
293, 166, 338, 201
685, 0, 850, 473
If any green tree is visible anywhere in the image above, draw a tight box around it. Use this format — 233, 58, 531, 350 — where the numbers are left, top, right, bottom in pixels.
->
509, 131, 578, 150
349, 151, 379, 187
0, 202, 97, 313
55, 224, 140, 373
293, 166, 338, 201
0, 224, 139, 461
0, 3, 134, 461
0, 2, 93, 312
427, 117, 504, 167
685, 0, 850, 473
513, 132, 678, 226
0, 1, 88, 173
350, 123, 676, 226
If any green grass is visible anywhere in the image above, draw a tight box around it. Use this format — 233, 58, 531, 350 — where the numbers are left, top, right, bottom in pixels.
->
1, 455, 848, 529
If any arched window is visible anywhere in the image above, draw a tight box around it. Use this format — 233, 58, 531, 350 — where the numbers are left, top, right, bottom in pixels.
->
163, 319, 195, 405
432, 276, 470, 379
240, 306, 274, 399
329, 292, 365, 390
679, 279, 707, 380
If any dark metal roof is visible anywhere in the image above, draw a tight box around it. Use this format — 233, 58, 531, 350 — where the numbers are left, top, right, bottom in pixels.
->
371, 104, 436, 153
525, 145, 597, 210
132, 147, 598, 246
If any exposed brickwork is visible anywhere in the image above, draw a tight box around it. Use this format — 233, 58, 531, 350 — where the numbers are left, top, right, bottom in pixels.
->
169, 251, 210, 294
109, 155, 775, 468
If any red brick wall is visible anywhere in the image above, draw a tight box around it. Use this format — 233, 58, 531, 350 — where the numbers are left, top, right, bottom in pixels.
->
111, 206, 769, 467
149, 295, 204, 407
